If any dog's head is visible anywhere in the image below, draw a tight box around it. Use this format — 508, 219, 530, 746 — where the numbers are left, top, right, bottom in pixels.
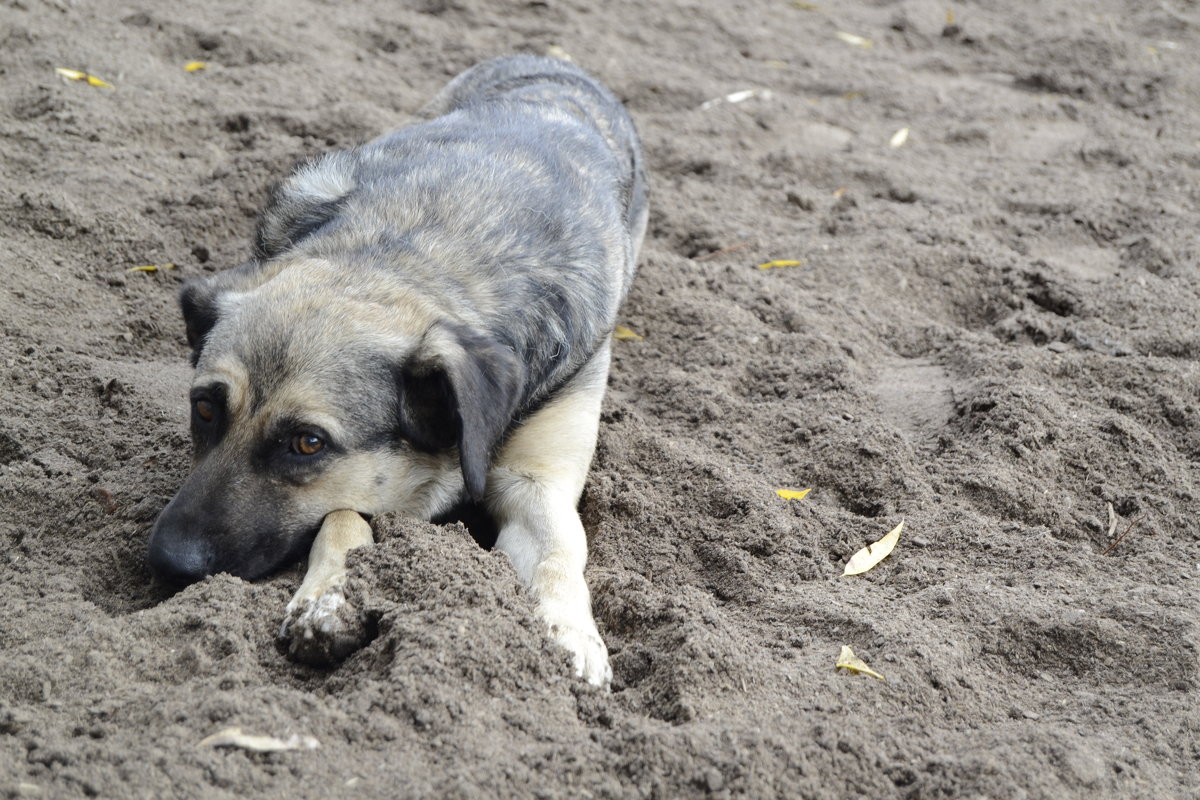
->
147, 259, 522, 586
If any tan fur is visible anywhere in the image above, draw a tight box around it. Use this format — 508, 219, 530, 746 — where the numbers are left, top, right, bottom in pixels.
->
151, 56, 648, 689
279, 510, 374, 663
193, 357, 251, 424
487, 344, 611, 685
290, 510, 374, 602
284, 345, 615, 685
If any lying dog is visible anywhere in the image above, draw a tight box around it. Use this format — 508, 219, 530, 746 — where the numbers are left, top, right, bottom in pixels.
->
146, 55, 647, 687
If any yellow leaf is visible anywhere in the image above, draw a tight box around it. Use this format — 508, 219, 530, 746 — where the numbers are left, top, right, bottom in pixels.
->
613, 324, 643, 341
56, 68, 114, 88
184, 61, 208, 72
889, 127, 910, 148
775, 488, 811, 501
843, 520, 903, 576
832, 186, 848, 198
836, 645, 886, 680
835, 31, 873, 49
946, 9, 955, 25
765, 60, 788, 69
757, 259, 805, 270
127, 263, 176, 273
791, 1, 821, 10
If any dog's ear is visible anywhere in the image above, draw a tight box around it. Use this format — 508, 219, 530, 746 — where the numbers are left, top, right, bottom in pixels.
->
399, 324, 524, 501
254, 152, 356, 260
178, 261, 270, 365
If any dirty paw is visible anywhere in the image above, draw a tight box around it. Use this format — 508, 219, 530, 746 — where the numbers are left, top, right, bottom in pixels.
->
549, 621, 612, 689
278, 581, 370, 666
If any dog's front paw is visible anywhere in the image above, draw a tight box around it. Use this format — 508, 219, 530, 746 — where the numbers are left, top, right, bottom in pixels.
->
545, 615, 612, 689
278, 579, 369, 666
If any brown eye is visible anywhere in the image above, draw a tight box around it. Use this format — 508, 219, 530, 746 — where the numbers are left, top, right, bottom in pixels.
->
292, 433, 325, 456
195, 399, 215, 422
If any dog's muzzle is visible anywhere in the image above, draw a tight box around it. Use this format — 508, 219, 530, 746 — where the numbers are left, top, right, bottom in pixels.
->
147, 523, 216, 587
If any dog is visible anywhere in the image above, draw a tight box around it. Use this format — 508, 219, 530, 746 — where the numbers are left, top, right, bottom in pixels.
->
146, 54, 648, 687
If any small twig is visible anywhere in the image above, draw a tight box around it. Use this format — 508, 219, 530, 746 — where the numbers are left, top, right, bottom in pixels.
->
1105, 502, 1118, 540
1101, 515, 1143, 556
693, 242, 748, 262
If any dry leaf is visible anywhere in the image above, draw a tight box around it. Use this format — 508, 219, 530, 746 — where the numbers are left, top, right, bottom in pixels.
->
889, 127, 910, 148
699, 88, 772, 111
775, 488, 811, 501
843, 520, 903, 576
835, 31, 873, 49
836, 645, 886, 680
184, 61, 208, 72
613, 325, 643, 341
832, 186, 847, 198
757, 259, 805, 270
55, 67, 114, 89
197, 726, 319, 752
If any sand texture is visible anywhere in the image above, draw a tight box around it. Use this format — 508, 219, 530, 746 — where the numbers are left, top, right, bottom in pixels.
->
1, 0, 1197, 797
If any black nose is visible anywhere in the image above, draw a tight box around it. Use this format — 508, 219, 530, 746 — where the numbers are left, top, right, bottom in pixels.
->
147, 527, 215, 587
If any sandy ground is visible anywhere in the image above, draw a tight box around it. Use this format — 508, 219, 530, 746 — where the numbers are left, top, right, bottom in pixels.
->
1, 0, 1198, 797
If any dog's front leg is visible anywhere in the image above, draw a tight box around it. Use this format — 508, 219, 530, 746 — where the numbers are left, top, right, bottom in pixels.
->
488, 347, 612, 688
279, 509, 374, 665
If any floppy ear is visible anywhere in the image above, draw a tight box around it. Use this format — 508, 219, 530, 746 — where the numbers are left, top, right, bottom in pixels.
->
178, 261, 270, 365
398, 323, 524, 501
254, 151, 356, 260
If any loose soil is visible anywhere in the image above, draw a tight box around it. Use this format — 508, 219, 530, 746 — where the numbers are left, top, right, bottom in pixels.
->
1, 0, 1197, 797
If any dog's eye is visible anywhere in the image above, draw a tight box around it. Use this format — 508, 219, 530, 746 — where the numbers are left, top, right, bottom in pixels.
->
195, 399, 215, 422
292, 433, 325, 456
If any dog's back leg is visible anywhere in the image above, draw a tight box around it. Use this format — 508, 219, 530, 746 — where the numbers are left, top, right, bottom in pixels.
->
487, 344, 613, 688
279, 509, 374, 665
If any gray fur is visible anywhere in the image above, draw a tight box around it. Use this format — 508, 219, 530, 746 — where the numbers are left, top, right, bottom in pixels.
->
254, 54, 646, 406
148, 55, 647, 586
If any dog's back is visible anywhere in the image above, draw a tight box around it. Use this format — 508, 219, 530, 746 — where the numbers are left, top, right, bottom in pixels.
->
420, 54, 648, 250
253, 55, 647, 409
